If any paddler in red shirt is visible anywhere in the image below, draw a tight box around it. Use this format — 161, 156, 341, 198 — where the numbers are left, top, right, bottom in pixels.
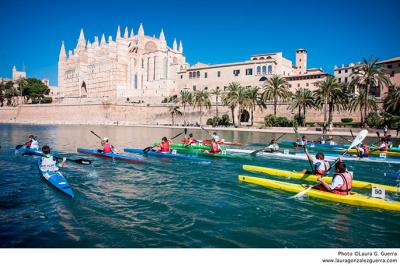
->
101, 137, 114, 153
185, 133, 197, 145
156, 137, 171, 153
204, 138, 221, 154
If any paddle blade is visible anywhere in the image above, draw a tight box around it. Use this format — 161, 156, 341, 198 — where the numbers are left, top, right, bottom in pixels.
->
143, 146, 153, 153
74, 159, 92, 165
90, 130, 102, 140
349, 129, 368, 150
290, 185, 315, 199
250, 149, 262, 156
15, 144, 23, 150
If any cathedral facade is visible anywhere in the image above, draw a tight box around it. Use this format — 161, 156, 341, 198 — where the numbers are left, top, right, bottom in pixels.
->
58, 24, 187, 102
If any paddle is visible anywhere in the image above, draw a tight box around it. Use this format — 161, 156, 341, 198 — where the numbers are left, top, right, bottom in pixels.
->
250, 133, 287, 156
23, 150, 92, 165
338, 135, 352, 144
143, 128, 187, 153
294, 128, 314, 172
90, 130, 102, 140
290, 129, 369, 199
350, 129, 355, 138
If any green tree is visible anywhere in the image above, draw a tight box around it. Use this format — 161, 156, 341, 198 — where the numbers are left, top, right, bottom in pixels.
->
261, 75, 292, 116
235, 86, 252, 126
247, 86, 261, 126
290, 88, 314, 126
350, 57, 391, 125
223, 82, 241, 127
384, 87, 400, 115
168, 105, 182, 126
21, 78, 50, 104
0, 81, 6, 106
4, 81, 19, 106
211, 87, 222, 117
192, 89, 211, 126
178, 89, 192, 126
314, 76, 346, 125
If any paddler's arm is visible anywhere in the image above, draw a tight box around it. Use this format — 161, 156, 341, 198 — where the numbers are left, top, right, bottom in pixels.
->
317, 177, 332, 191
304, 148, 314, 162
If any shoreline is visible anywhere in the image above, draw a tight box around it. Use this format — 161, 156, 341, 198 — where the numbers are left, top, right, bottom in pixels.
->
1, 121, 399, 139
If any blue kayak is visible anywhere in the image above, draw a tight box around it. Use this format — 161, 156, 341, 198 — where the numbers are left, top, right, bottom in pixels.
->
77, 148, 147, 164
37, 160, 74, 198
16, 146, 42, 156
124, 148, 212, 163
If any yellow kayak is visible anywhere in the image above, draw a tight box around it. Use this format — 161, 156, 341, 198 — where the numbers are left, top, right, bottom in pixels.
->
243, 165, 400, 193
347, 149, 400, 158
238, 175, 400, 211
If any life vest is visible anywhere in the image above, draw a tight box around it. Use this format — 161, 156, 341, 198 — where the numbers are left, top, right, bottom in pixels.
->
331, 172, 353, 195
40, 155, 58, 172
188, 137, 197, 144
24, 140, 32, 148
210, 142, 220, 154
379, 143, 388, 151
160, 141, 170, 152
268, 143, 279, 152
30, 139, 39, 150
361, 146, 369, 155
103, 143, 112, 153
314, 159, 329, 176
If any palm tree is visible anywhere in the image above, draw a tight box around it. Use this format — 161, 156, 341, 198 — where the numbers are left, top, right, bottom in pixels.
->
246, 86, 261, 126
384, 87, 400, 115
192, 89, 211, 126
168, 106, 182, 126
261, 75, 292, 116
349, 89, 378, 123
223, 82, 241, 127
314, 76, 346, 125
178, 89, 192, 126
211, 87, 222, 117
290, 88, 314, 126
351, 57, 392, 125
235, 86, 253, 126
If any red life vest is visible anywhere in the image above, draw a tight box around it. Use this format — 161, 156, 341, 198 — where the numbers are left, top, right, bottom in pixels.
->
331, 172, 353, 195
188, 137, 197, 144
210, 142, 220, 154
24, 140, 32, 147
362, 146, 369, 155
379, 144, 388, 151
160, 141, 170, 152
103, 143, 112, 153
314, 160, 329, 176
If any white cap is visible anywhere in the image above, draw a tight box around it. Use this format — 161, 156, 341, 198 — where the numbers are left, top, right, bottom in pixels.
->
103, 137, 109, 141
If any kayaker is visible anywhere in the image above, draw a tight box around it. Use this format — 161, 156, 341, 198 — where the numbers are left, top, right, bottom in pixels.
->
263, 138, 279, 153
156, 137, 171, 153
379, 138, 389, 151
185, 133, 197, 144
383, 124, 388, 137
316, 162, 352, 195
204, 138, 221, 154
24, 135, 39, 150
101, 138, 114, 153
303, 149, 331, 176
356, 144, 369, 158
302, 136, 308, 146
212, 132, 220, 142
39, 145, 66, 172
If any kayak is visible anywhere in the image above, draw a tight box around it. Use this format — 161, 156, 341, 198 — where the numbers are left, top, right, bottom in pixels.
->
226, 148, 400, 165
242, 165, 400, 193
77, 148, 147, 164
172, 147, 250, 160
15, 146, 42, 156
180, 139, 243, 146
154, 142, 215, 150
238, 175, 400, 211
37, 160, 74, 198
346, 149, 400, 158
124, 148, 211, 162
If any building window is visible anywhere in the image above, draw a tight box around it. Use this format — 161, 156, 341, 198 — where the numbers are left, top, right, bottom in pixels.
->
338, 78, 341, 82
197, 71, 200, 78
345, 77, 348, 83
262, 65, 267, 74
297, 83, 300, 87
268, 65, 272, 74
345, 69, 348, 73
204, 87, 208, 90
306, 83, 309, 87
391, 71, 395, 77
257, 66, 261, 75
134, 74, 138, 89
189, 72, 192, 79
205, 72, 208, 78
338, 70, 341, 74
142, 59, 144, 68
387, 64, 392, 69
217, 71, 221, 77
246, 68, 253, 75
180, 75, 183, 79
233, 69, 240, 76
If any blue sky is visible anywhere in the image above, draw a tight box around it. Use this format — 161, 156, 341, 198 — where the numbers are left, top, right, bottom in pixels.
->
0, 0, 399, 85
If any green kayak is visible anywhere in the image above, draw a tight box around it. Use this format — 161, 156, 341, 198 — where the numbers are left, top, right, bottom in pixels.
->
172, 147, 250, 160
153, 142, 226, 151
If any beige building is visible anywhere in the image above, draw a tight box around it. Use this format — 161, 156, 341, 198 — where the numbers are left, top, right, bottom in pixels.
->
334, 57, 400, 98
12, 65, 26, 81
58, 25, 187, 103
176, 48, 329, 95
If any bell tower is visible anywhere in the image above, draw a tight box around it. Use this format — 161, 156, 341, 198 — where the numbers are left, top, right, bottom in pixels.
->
296, 48, 307, 74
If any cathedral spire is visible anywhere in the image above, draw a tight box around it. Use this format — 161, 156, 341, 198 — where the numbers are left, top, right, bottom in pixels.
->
172, 38, 177, 51
178, 40, 183, 53
13, 65, 16, 71
116, 25, 121, 39
100, 34, 106, 47
93, 36, 99, 47
138, 23, 144, 37
130, 28, 134, 38
159, 29, 166, 42
76, 28, 86, 49
59, 41, 67, 59
124, 26, 129, 38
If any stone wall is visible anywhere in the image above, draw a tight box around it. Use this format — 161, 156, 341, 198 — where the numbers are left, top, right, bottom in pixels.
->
0, 103, 361, 126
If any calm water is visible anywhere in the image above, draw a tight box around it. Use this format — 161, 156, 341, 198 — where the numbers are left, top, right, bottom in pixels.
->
0, 123, 399, 248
